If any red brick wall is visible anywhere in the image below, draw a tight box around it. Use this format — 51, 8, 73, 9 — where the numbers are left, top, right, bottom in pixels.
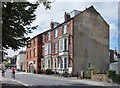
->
26, 19, 74, 73
26, 35, 42, 73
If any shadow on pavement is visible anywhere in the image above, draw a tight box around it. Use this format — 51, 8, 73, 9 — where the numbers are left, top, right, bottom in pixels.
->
28, 85, 120, 88
1, 84, 28, 88
1, 84, 120, 88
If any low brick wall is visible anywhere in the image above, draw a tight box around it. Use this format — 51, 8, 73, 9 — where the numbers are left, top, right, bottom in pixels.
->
91, 74, 109, 82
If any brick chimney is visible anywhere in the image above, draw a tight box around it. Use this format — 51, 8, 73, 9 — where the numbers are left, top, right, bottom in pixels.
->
64, 12, 70, 21
50, 21, 54, 30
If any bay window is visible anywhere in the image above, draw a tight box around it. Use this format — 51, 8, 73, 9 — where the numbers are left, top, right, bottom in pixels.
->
64, 58, 67, 68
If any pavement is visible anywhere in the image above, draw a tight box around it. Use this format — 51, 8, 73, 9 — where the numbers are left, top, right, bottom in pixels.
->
0, 70, 120, 87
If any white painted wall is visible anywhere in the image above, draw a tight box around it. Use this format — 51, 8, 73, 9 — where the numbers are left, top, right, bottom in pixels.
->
16, 53, 26, 71
109, 62, 120, 74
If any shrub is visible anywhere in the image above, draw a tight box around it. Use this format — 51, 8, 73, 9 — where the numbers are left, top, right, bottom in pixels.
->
85, 65, 96, 79
45, 69, 53, 75
38, 69, 42, 74
85, 71, 91, 79
116, 74, 120, 83
108, 70, 116, 78
108, 70, 120, 83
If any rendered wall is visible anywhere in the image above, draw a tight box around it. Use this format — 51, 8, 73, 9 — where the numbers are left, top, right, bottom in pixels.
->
73, 6, 109, 74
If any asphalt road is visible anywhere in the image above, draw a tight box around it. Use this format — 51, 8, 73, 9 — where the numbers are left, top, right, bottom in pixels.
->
0, 70, 120, 88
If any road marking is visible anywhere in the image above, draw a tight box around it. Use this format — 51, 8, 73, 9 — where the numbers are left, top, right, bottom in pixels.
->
8, 78, 29, 87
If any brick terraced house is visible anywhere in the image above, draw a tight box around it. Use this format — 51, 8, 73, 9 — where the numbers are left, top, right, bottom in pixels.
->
26, 6, 109, 74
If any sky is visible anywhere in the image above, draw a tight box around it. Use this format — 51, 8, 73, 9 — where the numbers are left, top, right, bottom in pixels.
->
6, 0, 119, 57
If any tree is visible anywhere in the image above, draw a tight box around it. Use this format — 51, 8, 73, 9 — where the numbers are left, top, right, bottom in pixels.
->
2, 1, 51, 51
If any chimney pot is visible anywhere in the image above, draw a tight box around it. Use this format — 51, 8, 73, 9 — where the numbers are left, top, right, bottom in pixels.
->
64, 12, 70, 21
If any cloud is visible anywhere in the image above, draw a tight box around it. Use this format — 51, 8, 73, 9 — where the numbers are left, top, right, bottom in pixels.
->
110, 23, 118, 38
109, 23, 118, 50
50, 0, 118, 2
7, 1, 119, 56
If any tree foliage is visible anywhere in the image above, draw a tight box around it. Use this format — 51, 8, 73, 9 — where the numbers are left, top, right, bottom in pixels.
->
2, 1, 51, 50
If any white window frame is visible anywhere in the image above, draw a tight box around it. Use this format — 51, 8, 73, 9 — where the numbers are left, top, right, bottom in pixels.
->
60, 57, 63, 69
45, 44, 48, 55
63, 24, 67, 34
45, 59, 48, 69
54, 42, 58, 53
48, 43, 51, 54
59, 39, 64, 52
64, 57, 68, 69
45, 43, 51, 55
58, 57, 68, 69
53, 58, 57, 69
59, 37, 68, 52
64, 38, 68, 51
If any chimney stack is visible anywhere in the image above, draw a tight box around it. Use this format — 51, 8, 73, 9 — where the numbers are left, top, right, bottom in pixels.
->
50, 21, 54, 30
64, 12, 70, 21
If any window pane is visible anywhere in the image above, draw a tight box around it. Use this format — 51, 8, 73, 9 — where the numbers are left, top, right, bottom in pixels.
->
64, 39, 67, 50
54, 42, 58, 53
45, 44, 48, 55
55, 59, 56, 68
60, 39, 63, 51
64, 58, 67, 68
48, 43, 51, 54
48, 32, 50, 41
54, 29, 58, 38
48, 60, 50, 68
63, 24, 67, 34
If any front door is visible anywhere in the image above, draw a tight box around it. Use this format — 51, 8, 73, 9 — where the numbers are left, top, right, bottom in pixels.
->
29, 63, 34, 73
